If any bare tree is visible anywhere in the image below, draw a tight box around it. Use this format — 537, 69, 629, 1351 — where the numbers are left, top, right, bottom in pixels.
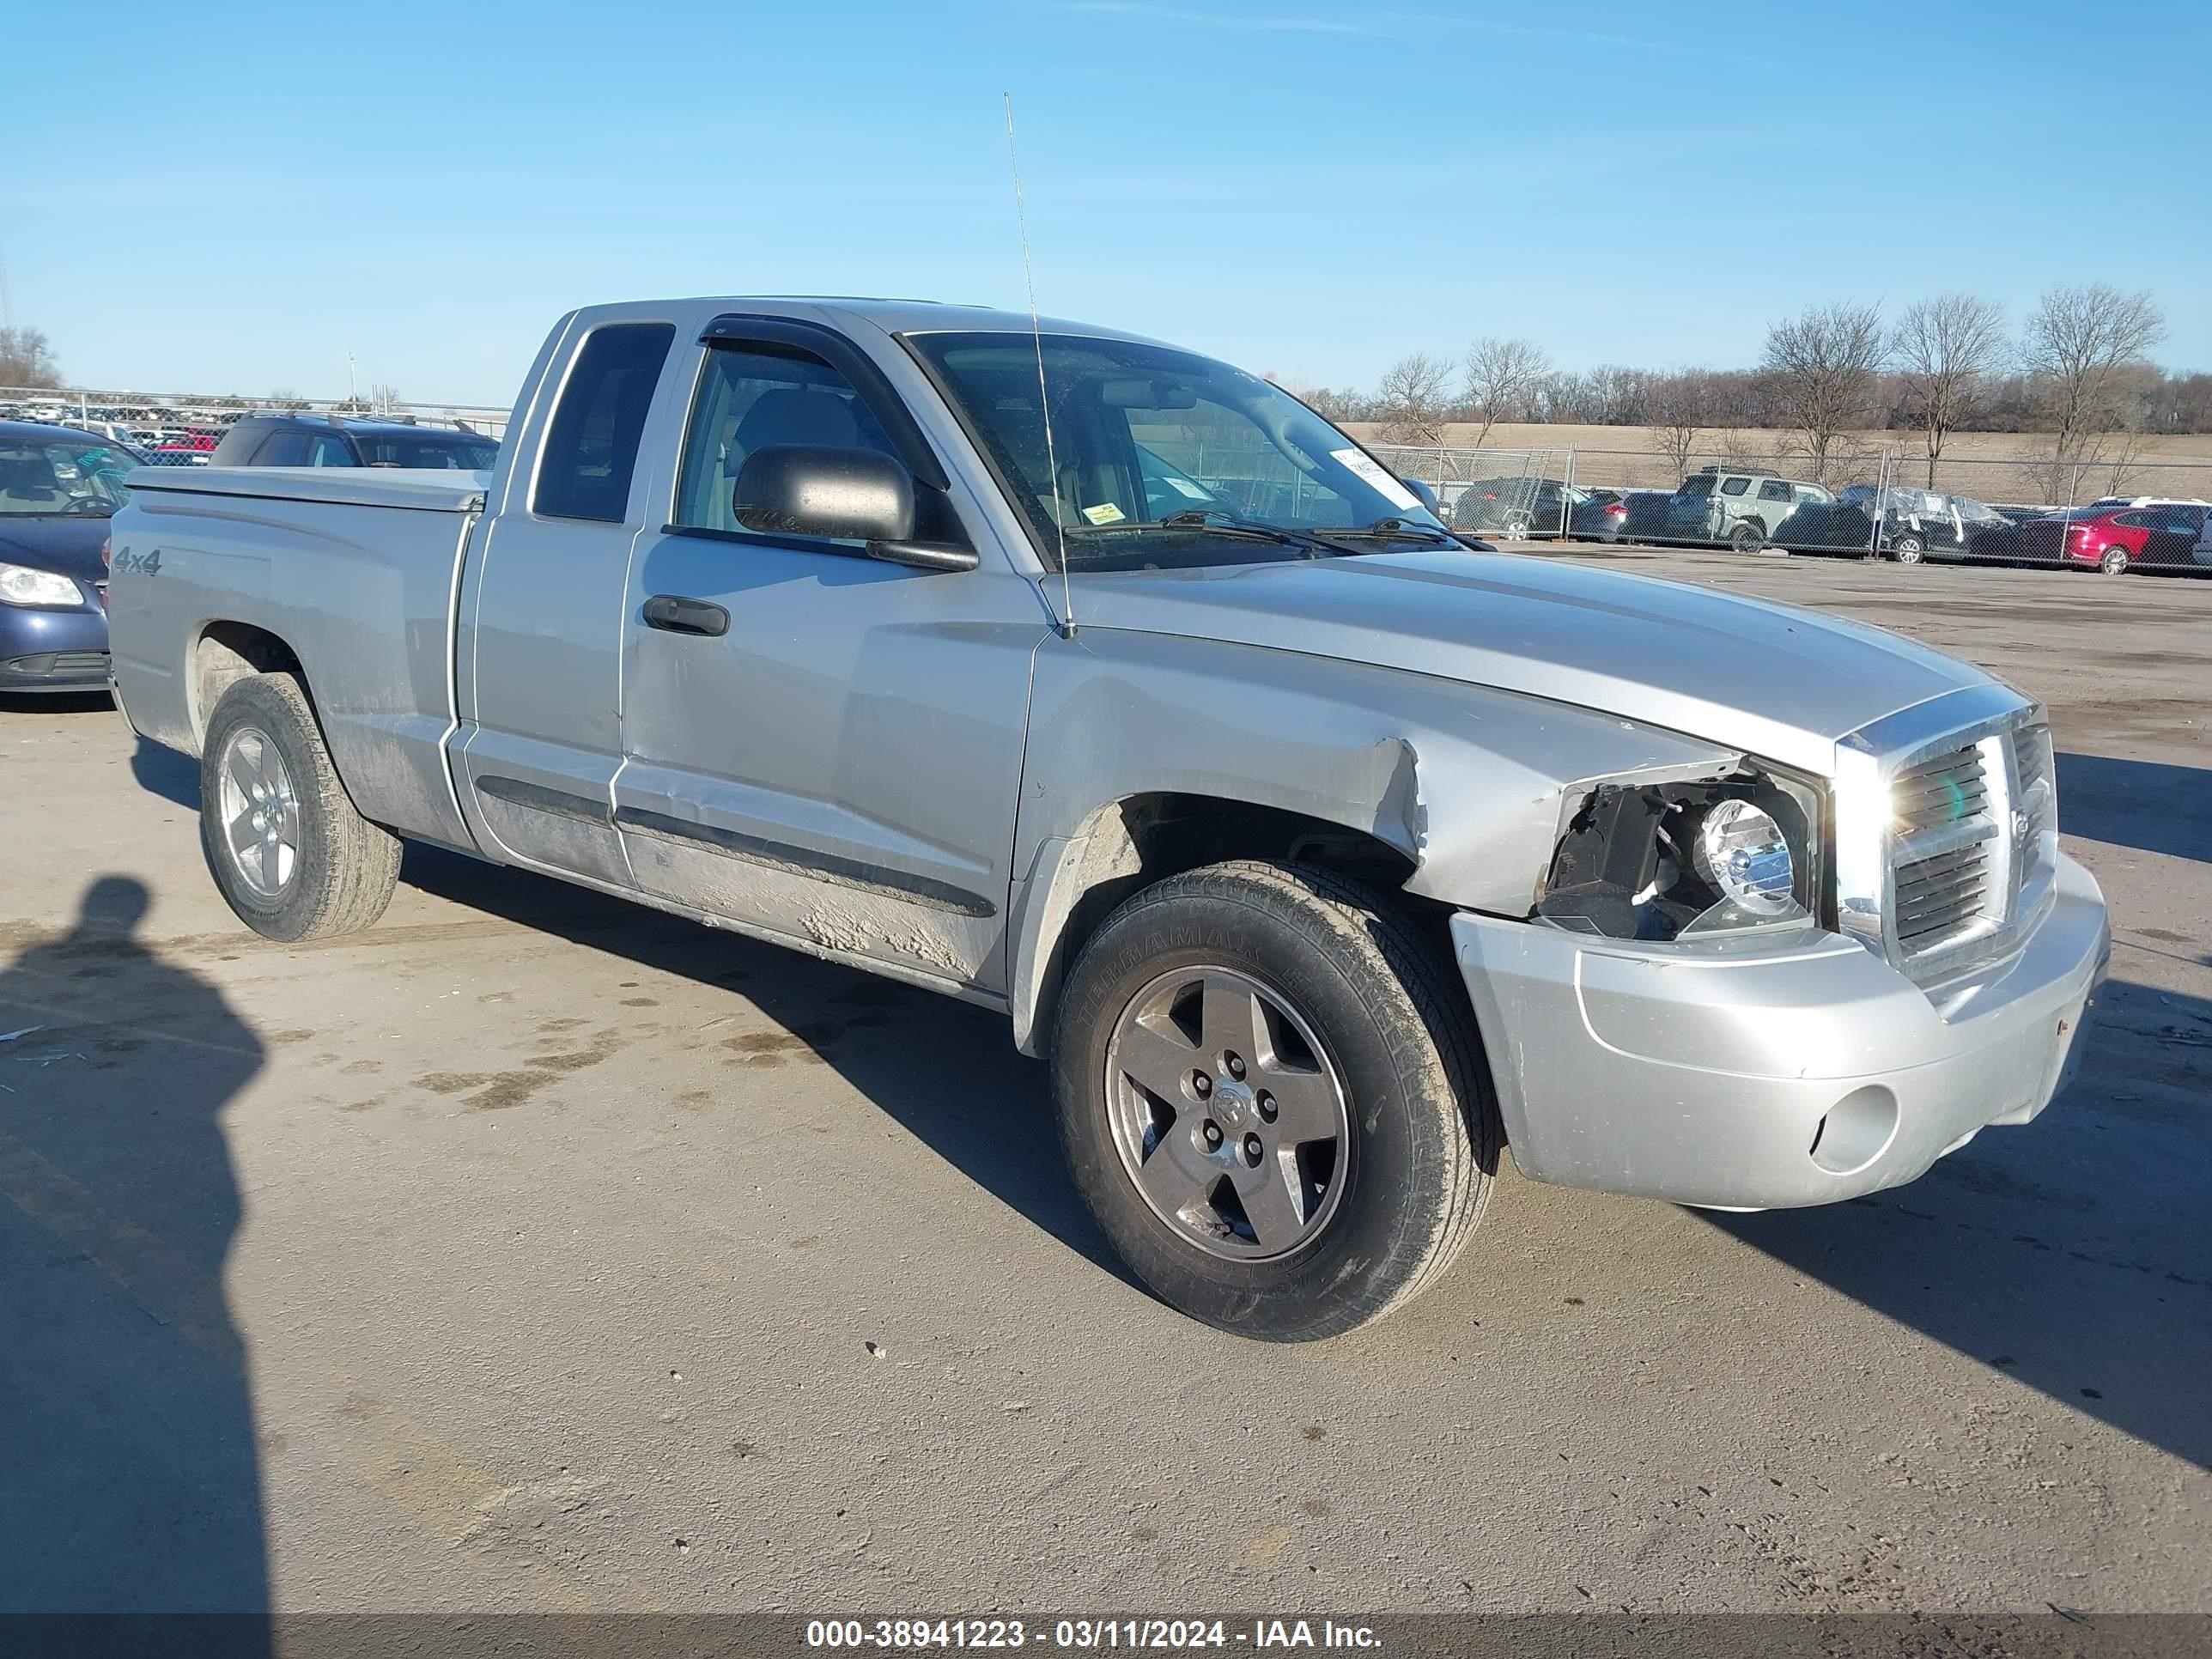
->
1648, 371, 1711, 482
1892, 294, 2007, 487
1462, 337, 1550, 447
0, 326, 61, 388
1760, 301, 1886, 483
1373, 352, 1456, 447
2022, 283, 2165, 470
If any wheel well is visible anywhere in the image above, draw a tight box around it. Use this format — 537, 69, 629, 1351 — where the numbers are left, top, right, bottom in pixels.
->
193, 623, 303, 743
1020, 791, 1447, 1054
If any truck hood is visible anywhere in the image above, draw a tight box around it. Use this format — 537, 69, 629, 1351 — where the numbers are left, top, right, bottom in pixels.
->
1064, 550, 2002, 775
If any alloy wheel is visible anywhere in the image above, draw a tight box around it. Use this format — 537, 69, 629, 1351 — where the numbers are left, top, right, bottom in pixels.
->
1103, 964, 1352, 1261
216, 725, 301, 897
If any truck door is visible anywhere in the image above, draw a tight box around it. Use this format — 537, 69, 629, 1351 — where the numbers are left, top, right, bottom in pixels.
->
611, 319, 1045, 993
453, 317, 678, 888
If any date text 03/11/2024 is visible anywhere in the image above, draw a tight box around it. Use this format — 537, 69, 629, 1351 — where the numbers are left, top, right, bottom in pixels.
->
803, 1620, 1382, 1650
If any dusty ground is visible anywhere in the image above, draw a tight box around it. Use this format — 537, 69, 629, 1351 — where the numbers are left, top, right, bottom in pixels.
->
0, 551, 2206, 1616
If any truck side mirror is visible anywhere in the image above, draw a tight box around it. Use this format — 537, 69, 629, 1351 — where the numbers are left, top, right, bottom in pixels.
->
732, 446, 979, 572
734, 444, 915, 543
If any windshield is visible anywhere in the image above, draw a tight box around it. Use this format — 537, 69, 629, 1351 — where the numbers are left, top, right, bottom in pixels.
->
354, 431, 499, 470
0, 436, 135, 516
908, 331, 1447, 570
1675, 475, 1715, 498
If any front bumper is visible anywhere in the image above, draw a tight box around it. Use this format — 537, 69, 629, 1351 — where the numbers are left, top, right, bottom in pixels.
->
0, 603, 111, 691
1450, 853, 2109, 1209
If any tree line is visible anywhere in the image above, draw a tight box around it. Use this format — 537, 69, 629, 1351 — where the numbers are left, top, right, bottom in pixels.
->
1291, 285, 2191, 488
0, 326, 63, 389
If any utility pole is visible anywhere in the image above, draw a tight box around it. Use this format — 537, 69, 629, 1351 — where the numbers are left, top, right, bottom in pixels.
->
348, 352, 357, 407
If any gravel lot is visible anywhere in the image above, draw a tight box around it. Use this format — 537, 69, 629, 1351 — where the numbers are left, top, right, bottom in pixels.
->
2, 549, 2206, 1616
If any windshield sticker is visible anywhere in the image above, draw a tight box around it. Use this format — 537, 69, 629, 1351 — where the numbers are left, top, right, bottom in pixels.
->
1164, 476, 1211, 500
1330, 448, 1419, 512
1080, 501, 1127, 526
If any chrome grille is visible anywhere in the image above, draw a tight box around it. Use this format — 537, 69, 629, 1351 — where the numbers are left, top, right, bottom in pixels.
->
1836, 688, 2059, 990
1892, 745, 1987, 836
1887, 743, 2000, 959
1893, 842, 1993, 946
2014, 726, 2055, 877
1880, 721, 2055, 981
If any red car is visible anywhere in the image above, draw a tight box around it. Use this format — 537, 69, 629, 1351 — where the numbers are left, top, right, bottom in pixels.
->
2018, 500, 2210, 574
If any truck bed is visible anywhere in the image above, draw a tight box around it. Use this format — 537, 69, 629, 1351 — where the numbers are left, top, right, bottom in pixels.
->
110, 465, 489, 851
125, 465, 489, 514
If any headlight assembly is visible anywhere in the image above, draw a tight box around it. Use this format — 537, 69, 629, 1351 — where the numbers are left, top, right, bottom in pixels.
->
0, 562, 84, 608
1535, 764, 1826, 942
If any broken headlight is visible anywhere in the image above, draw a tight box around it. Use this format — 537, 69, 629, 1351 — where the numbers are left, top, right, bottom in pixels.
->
1535, 766, 1826, 942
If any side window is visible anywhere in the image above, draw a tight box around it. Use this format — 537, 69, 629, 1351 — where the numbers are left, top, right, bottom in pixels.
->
533, 322, 676, 523
1720, 476, 1750, 496
255, 430, 311, 466
672, 345, 897, 536
1758, 480, 1791, 502
307, 434, 355, 467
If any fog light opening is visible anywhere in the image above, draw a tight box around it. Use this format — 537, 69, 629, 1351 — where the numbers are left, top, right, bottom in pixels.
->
1808, 1085, 1899, 1176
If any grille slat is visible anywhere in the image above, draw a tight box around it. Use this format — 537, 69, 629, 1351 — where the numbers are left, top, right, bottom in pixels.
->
1892, 745, 1988, 836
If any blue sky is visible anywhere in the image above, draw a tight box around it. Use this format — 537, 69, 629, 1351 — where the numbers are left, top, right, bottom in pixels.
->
9, 0, 2208, 405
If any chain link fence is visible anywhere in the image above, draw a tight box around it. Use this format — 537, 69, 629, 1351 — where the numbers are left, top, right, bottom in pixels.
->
0, 383, 508, 466
1375, 439, 2212, 570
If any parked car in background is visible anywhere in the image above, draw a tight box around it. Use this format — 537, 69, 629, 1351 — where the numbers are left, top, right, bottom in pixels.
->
209, 411, 501, 471
1772, 484, 2014, 562
1641, 468, 1834, 551
0, 420, 131, 694
2014, 501, 2211, 574
1449, 477, 1626, 540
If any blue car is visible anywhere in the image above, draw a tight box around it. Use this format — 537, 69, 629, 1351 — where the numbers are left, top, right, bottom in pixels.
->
0, 420, 131, 694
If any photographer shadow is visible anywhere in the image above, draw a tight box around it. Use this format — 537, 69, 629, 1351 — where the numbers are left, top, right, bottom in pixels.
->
0, 876, 270, 1617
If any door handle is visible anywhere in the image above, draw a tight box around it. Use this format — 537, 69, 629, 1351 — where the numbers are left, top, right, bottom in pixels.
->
642, 594, 729, 637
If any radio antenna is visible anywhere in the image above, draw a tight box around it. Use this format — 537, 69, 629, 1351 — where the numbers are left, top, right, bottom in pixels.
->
1004, 93, 1075, 639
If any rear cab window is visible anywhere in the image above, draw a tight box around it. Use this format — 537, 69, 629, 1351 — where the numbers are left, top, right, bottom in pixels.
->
1720, 477, 1750, 496
533, 322, 677, 522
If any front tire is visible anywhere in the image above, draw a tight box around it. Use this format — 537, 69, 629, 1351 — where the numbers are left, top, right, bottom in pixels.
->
1892, 534, 1925, 563
1052, 860, 1498, 1341
199, 672, 402, 941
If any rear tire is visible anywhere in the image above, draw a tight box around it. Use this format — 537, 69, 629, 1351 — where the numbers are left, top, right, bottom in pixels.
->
2100, 546, 2130, 576
1051, 860, 1498, 1341
1731, 521, 1765, 553
199, 672, 402, 941
1892, 534, 1925, 563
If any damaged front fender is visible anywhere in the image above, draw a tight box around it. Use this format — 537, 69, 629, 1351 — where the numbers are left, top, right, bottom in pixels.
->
1005, 629, 1738, 1053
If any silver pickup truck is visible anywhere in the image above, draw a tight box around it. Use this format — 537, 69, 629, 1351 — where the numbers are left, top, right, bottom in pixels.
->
106, 298, 2110, 1340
